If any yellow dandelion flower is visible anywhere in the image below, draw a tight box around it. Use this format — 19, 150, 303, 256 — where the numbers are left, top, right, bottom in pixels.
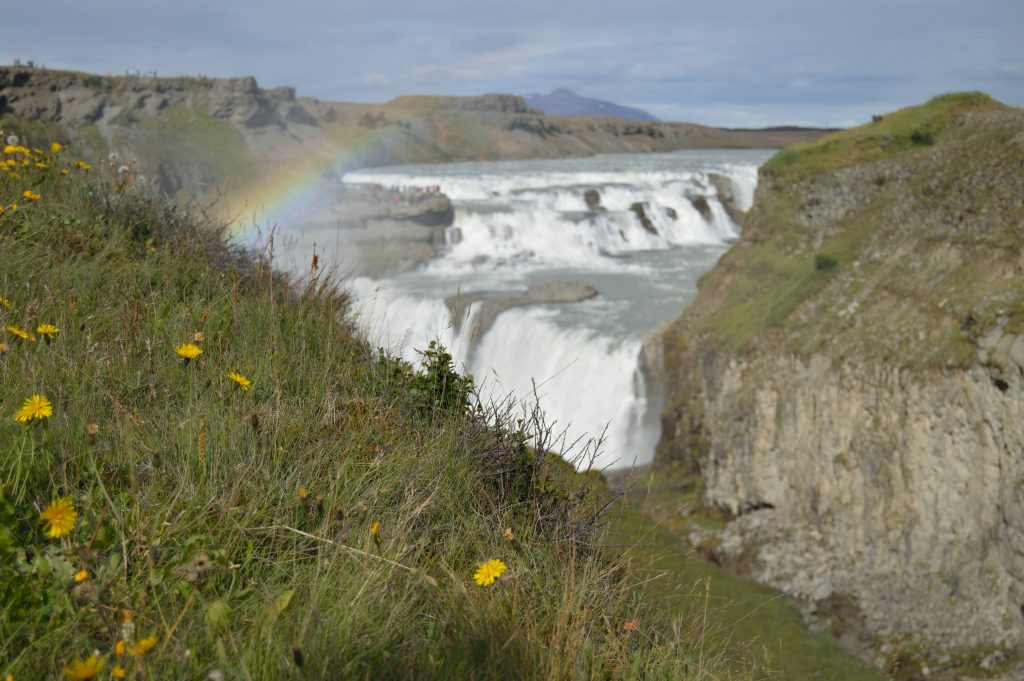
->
22, 190, 40, 202
61, 168, 69, 175
34, 162, 46, 170
114, 640, 126, 657
473, 559, 507, 587
15, 394, 52, 423
37, 323, 59, 341
75, 161, 91, 171
227, 371, 251, 390
33, 148, 44, 156
6, 325, 35, 341
111, 665, 126, 679
74, 569, 90, 583
39, 497, 76, 538
63, 655, 104, 680
9, 203, 17, 211
129, 633, 158, 657
371, 521, 381, 546
51, 142, 63, 154
298, 486, 308, 499
174, 343, 202, 360
0, 295, 10, 309
0, 342, 8, 355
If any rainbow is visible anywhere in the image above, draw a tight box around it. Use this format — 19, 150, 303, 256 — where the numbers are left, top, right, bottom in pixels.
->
220, 128, 402, 244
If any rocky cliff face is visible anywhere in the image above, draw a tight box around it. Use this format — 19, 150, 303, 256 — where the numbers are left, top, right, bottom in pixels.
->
0, 66, 828, 212
658, 93, 1024, 673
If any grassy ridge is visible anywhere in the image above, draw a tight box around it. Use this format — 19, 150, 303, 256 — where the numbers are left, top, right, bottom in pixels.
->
676, 92, 1023, 363
0, 132, 759, 679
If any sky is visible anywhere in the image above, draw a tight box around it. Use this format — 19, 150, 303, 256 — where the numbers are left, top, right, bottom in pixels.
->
9, 0, 1024, 127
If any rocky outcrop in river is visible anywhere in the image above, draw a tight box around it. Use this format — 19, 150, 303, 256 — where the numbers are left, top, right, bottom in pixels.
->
657, 93, 1024, 677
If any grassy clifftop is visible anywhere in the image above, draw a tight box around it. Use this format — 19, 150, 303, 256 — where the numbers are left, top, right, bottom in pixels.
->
671, 92, 1023, 370
0, 130, 758, 679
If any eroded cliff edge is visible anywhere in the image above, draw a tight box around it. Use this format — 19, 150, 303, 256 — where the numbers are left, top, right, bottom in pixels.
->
657, 93, 1024, 671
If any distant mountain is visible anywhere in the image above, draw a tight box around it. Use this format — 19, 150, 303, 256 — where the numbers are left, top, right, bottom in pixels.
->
524, 88, 659, 121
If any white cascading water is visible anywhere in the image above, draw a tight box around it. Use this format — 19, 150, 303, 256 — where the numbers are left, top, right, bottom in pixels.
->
335, 150, 770, 469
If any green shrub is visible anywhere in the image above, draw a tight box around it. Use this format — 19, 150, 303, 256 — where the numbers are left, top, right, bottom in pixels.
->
815, 253, 839, 271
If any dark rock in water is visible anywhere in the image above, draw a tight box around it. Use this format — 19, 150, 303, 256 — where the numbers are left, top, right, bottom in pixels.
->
708, 173, 744, 224
629, 202, 658, 234
666, 207, 677, 220
583, 189, 603, 211
446, 281, 599, 345
690, 195, 712, 221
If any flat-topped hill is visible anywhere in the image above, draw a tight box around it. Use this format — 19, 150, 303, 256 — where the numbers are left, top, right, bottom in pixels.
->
0, 66, 830, 217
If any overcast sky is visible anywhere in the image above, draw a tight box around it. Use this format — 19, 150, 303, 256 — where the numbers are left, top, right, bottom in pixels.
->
9, 0, 1023, 127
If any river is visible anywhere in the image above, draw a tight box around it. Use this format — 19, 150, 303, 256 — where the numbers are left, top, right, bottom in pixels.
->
276, 149, 773, 469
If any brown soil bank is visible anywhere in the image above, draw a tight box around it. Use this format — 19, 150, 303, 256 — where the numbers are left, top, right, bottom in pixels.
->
656, 92, 1024, 679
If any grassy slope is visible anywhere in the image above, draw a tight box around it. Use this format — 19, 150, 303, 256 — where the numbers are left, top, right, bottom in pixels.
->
612, 485, 885, 681
670, 93, 1023, 368
0, 137, 759, 679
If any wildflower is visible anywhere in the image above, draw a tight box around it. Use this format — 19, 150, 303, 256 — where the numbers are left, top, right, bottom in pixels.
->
193, 331, 205, 342
63, 655, 104, 680
37, 323, 59, 341
0, 342, 7, 355
0, 295, 10, 309
111, 665, 126, 679
129, 633, 158, 656
174, 343, 202, 360
371, 521, 381, 546
298, 487, 308, 499
503, 528, 513, 541
22, 190, 41, 202
75, 161, 91, 171
74, 569, 90, 583
623, 619, 640, 632
114, 640, 126, 657
6, 325, 35, 341
473, 559, 507, 587
15, 394, 53, 422
86, 422, 100, 437
51, 141, 63, 153
61, 168, 69, 175
227, 371, 251, 390
40, 498, 76, 538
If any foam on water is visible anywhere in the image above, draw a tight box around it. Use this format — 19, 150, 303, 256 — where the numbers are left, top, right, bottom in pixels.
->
337, 150, 772, 468
469, 307, 655, 470
347, 160, 757, 272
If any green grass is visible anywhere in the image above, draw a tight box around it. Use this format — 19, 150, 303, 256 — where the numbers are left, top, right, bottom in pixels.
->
0, 130, 765, 679
125, 106, 259, 199
765, 92, 1006, 180
612, 473, 886, 681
